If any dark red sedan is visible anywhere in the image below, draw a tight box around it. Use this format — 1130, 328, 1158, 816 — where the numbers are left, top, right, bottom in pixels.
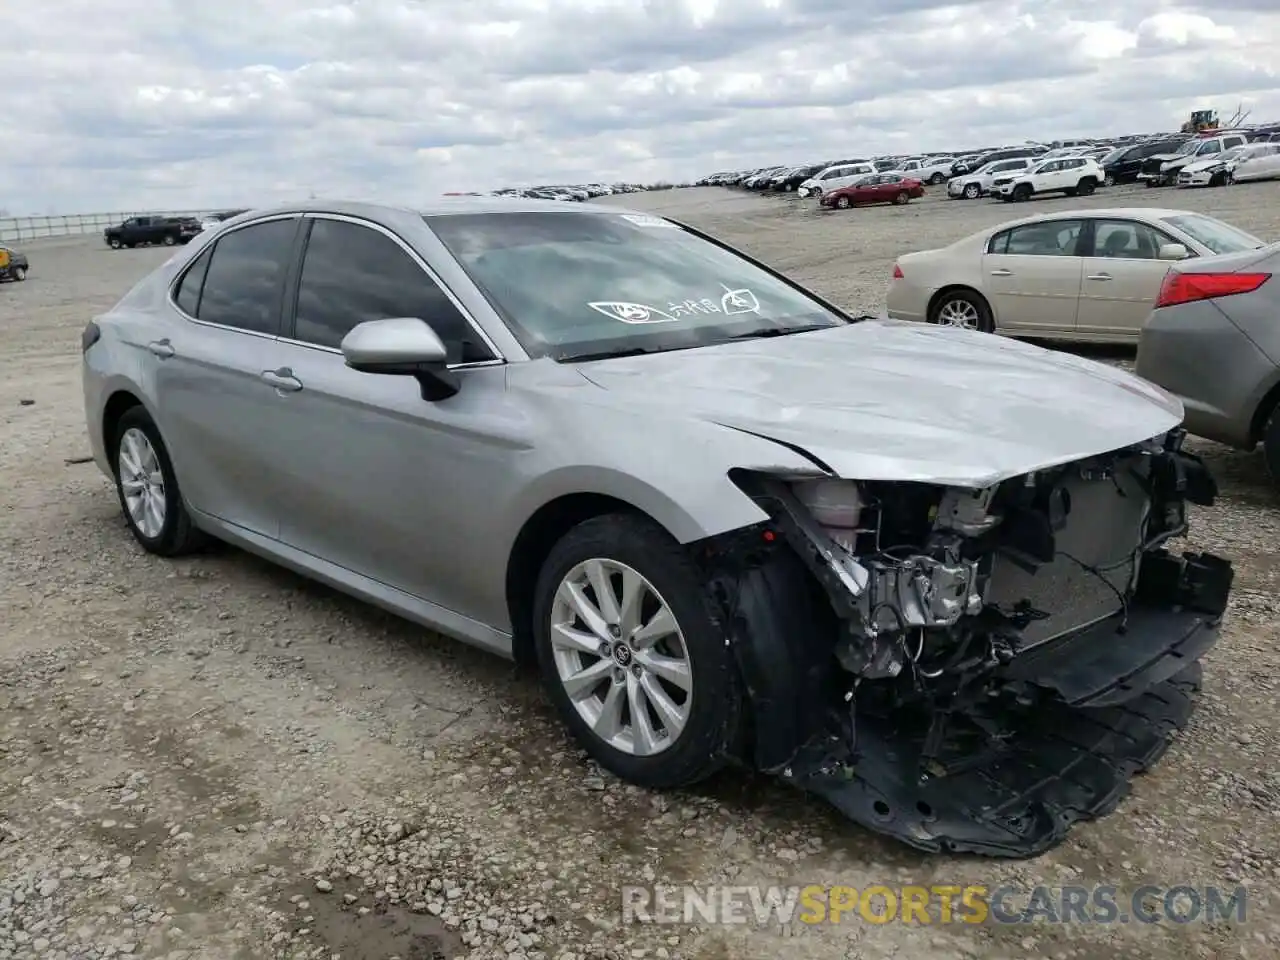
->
821, 173, 925, 209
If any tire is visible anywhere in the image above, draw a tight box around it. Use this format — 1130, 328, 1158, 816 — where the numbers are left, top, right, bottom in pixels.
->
531, 513, 746, 789
109, 238, 122, 249
111, 407, 207, 557
835, 195, 851, 209
1103, 173, 1115, 187
1209, 172, 1226, 187
893, 191, 910, 205
1076, 177, 1096, 196
12, 266, 25, 281
1012, 183, 1032, 202
963, 183, 981, 199
929, 172, 945, 185
810, 187, 822, 199
929, 288, 994, 333
786, 183, 795, 191
162, 234, 177, 246
1263, 403, 1280, 487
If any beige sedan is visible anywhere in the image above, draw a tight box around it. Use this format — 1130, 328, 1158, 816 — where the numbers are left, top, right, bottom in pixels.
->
885, 207, 1264, 343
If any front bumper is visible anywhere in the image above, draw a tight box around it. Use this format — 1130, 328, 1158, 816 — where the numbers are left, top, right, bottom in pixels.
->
785, 566, 1230, 857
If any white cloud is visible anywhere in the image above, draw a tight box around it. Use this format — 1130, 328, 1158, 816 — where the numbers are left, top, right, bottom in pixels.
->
1, 0, 1278, 212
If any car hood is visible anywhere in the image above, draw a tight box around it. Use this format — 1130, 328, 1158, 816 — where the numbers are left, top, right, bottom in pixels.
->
1158, 154, 1195, 167
575, 320, 1182, 488
1182, 156, 1232, 172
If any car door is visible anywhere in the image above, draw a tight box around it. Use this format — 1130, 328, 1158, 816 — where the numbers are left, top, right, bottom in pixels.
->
1075, 218, 1185, 339
981, 219, 1086, 334
268, 213, 510, 617
873, 175, 902, 202
155, 215, 302, 537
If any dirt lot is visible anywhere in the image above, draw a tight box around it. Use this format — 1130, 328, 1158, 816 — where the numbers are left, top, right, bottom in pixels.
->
2, 184, 1279, 960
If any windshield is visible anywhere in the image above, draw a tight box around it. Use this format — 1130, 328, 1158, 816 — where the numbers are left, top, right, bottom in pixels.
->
424, 211, 848, 361
1174, 140, 1201, 156
1101, 147, 1129, 165
1161, 214, 1265, 255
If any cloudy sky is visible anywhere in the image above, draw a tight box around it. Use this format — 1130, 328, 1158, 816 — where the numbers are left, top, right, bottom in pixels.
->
2, 0, 1278, 214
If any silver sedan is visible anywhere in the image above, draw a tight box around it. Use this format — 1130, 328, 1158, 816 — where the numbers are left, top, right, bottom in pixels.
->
82, 198, 1231, 856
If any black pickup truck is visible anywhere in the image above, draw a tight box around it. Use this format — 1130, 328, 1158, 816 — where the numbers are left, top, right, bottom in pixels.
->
104, 215, 201, 249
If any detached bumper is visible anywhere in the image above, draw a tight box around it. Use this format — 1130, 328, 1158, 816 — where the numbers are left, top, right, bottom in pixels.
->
782, 552, 1232, 858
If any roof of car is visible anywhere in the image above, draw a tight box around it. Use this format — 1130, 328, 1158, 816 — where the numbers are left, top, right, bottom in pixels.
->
226, 197, 645, 223
961, 207, 1203, 242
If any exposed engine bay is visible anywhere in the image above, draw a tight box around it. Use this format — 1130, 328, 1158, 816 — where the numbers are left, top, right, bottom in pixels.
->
706, 427, 1233, 857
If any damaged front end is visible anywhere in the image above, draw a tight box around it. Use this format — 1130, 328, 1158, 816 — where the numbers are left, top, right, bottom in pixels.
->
705, 428, 1232, 857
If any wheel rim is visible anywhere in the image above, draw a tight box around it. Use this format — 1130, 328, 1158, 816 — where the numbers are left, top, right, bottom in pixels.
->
965, 185, 979, 198
549, 558, 693, 757
837, 197, 849, 208
118, 427, 167, 539
937, 299, 980, 329
1104, 174, 1114, 186
13, 267, 24, 280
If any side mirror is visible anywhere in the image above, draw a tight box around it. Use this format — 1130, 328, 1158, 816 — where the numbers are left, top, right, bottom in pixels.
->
340, 317, 460, 401
1158, 243, 1189, 261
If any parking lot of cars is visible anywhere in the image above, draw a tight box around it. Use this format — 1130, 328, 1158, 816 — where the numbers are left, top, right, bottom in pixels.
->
2, 182, 1278, 960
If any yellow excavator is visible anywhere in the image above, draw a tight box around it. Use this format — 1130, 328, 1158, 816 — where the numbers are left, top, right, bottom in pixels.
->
1181, 104, 1249, 134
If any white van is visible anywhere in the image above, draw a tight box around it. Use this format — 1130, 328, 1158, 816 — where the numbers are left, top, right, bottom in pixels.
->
798, 163, 877, 198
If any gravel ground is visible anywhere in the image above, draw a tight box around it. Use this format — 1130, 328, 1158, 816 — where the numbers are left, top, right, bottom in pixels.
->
2, 184, 1279, 960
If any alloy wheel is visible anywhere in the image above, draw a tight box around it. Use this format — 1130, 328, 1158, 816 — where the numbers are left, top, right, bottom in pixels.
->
937, 299, 980, 329
549, 558, 692, 757
118, 427, 167, 539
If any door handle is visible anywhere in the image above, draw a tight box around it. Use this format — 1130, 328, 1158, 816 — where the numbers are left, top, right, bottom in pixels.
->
1086, 273, 1112, 281
990, 268, 1013, 277
261, 367, 303, 392
146, 339, 175, 359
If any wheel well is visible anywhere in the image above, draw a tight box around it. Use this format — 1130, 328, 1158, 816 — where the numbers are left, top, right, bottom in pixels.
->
927, 285, 988, 322
102, 391, 143, 464
504, 493, 653, 668
1250, 379, 1280, 444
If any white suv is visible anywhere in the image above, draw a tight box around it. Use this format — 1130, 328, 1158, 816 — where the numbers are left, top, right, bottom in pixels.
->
893, 157, 956, 184
798, 162, 877, 197
947, 157, 1034, 199
995, 156, 1104, 202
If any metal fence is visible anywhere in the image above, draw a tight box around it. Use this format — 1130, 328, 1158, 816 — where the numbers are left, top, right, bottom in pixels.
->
0, 211, 212, 244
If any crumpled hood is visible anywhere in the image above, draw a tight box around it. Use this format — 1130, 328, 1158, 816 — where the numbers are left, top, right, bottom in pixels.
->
576, 320, 1183, 487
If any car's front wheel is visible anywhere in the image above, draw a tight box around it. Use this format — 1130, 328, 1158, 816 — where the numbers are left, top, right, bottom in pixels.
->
893, 190, 910, 205
112, 407, 207, 556
532, 514, 745, 789
963, 183, 981, 199
835, 195, 851, 209
11, 266, 25, 281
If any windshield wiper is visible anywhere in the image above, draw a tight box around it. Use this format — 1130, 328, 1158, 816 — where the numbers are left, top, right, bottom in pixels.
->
717, 324, 834, 342
559, 345, 683, 362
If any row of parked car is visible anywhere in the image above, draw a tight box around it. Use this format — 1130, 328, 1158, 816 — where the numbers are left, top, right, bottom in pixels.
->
700, 128, 1280, 208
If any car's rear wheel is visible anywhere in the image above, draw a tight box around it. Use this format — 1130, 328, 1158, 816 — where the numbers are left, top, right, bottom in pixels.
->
893, 191, 910, 205
929, 172, 945, 184
963, 183, 981, 199
835, 195, 851, 209
112, 407, 206, 557
532, 513, 745, 789
1076, 177, 1097, 196
1263, 404, 1280, 486
930, 289, 994, 333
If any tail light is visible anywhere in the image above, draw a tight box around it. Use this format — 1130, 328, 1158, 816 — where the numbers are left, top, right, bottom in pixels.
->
1155, 271, 1270, 308
892, 264, 904, 279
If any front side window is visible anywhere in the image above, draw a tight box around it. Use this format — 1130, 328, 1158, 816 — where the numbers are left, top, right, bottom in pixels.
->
1092, 220, 1177, 260
195, 218, 297, 334
1160, 214, 1265, 255
293, 218, 491, 362
424, 211, 847, 361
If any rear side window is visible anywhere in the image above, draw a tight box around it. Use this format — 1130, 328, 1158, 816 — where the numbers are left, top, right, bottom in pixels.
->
173, 247, 212, 316
196, 218, 297, 335
292, 217, 492, 363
